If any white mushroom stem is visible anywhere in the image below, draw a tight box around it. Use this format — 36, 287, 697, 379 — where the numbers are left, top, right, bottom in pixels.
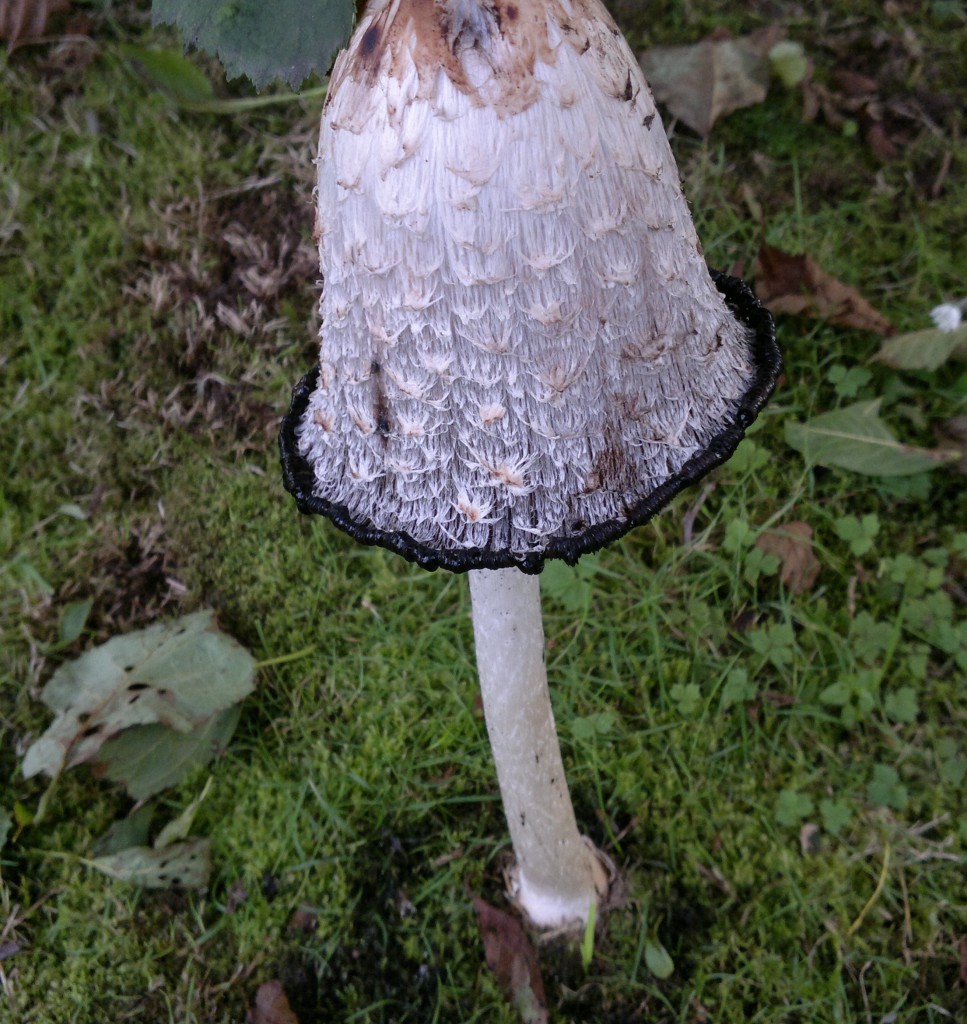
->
469, 566, 607, 930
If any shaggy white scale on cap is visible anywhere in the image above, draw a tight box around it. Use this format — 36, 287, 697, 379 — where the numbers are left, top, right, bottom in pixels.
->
294, 0, 761, 564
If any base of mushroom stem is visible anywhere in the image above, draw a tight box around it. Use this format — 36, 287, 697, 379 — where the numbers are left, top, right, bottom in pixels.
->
504, 836, 613, 933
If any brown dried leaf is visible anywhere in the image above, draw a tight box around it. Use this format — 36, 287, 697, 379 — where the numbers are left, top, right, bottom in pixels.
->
799, 823, 822, 855
755, 521, 821, 594
473, 897, 548, 1024
830, 69, 879, 98
0, 0, 68, 48
755, 244, 895, 336
640, 27, 784, 136
866, 122, 900, 162
935, 416, 967, 476
286, 906, 318, 934
248, 981, 299, 1024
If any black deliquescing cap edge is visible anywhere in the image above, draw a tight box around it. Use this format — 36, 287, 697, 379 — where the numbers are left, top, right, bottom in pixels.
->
279, 270, 781, 574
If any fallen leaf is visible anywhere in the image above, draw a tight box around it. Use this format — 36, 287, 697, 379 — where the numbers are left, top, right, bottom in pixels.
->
0, 0, 68, 49
91, 803, 155, 858
785, 400, 957, 476
866, 122, 899, 162
473, 897, 548, 1024
755, 522, 821, 594
91, 705, 241, 800
0, 941, 20, 963
154, 777, 213, 848
830, 69, 878, 97
22, 610, 255, 780
799, 823, 822, 855
756, 245, 895, 335
874, 324, 967, 372
640, 27, 784, 136
89, 838, 211, 889
248, 980, 300, 1024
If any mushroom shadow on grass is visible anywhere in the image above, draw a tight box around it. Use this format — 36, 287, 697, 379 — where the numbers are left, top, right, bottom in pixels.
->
280, 0, 780, 933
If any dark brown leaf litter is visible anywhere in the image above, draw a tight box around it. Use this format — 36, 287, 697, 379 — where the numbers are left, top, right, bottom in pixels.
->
55, 520, 184, 644
135, 182, 317, 375
798, 15, 961, 175
247, 980, 300, 1024
755, 521, 821, 594
755, 244, 894, 336
125, 180, 318, 448
473, 897, 548, 1024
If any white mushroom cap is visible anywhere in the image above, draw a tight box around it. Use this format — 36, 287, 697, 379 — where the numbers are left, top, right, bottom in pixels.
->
281, 0, 780, 572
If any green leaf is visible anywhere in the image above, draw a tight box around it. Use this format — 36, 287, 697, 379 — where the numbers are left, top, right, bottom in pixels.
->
775, 788, 814, 827
834, 513, 880, 556
151, 0, 355, 91
874, 325, 967, 372
23, 610, 256, 780
819, 798, 851, 836
155, 778, 213, 848
669, 683, 702, 717
92, 706, 240, 800
827, 364, 873, 399
720, 668, 756, 708
0, 807, 11, 850
819, 681, 852, 707
59, 598, 93, 647
13, 802, 33, 828
743, 546, 780, 585
867, 764, 908, 810
728, 439, 770, 474
91, 803, 155, 858
541, 561, 592, 614
785, 400, 956, 476
723, 518, 754, 554
849, 613, 894, 663
644, 939, 674, 980
939, 750, 966, 788
89, 838, 211, 889
748, 622, 796, 669
121, 45, 217, 105
883, 686, 919, 724
571, 710, 617, 742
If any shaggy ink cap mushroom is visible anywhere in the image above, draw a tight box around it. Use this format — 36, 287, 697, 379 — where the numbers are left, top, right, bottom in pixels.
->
279, 0, 780, 934
281, 0, 780, 572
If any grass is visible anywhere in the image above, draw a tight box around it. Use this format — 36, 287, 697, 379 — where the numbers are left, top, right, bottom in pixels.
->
2, 1, 965, 1022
